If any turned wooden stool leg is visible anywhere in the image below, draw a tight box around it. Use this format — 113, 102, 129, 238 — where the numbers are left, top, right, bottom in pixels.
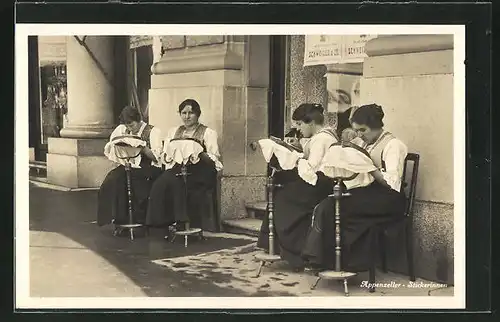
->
112, 145, 144, 240
254, 168, 282, 277
310, 276, 321, 290
343, 279, 349, 296
255, 261, 265, 278
315, 179, 357, 295
125, 163, 134, 241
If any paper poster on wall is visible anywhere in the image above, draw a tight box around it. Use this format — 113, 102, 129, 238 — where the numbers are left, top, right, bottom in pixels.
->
304, 35, 378, 66
303, 35, 343, 66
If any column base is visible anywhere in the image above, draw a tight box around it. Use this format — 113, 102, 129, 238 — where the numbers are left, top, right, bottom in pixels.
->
47, 137, 116, 188
59, 125, 114, 139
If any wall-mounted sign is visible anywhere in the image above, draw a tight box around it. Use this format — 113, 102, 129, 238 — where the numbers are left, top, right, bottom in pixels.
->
304, 35, 378, 66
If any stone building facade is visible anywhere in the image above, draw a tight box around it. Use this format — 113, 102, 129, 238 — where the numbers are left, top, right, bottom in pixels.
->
30, 34, 455, 285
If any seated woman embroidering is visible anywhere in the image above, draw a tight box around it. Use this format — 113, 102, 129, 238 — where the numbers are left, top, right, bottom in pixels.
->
97, 106, 163, 229
146, 99, 223, 234
257, 103, 339, 271
302, 103, 408, 272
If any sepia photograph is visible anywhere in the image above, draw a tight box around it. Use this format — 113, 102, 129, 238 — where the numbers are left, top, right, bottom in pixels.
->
15, 24, 465, 309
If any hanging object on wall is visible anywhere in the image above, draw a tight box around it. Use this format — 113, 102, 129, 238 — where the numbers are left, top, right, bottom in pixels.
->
304, 35, 378, 66
325, 73, 360, 113
324, 73, 361, 138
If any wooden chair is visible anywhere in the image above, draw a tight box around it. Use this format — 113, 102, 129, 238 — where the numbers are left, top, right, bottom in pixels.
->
367, 152, 420, 292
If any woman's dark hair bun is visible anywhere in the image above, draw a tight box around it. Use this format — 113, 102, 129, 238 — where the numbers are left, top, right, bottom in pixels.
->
373, 104, 384, 118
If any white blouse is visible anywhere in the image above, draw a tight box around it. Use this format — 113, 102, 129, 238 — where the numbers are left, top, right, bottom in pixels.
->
106, 122, 163, 168
162, 125, 223, 171
344, 137, 408, 192
297, 130, 338, 186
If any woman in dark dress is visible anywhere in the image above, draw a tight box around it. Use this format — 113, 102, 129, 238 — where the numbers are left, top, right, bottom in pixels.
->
302, 104, 408, 272
146, 99, 223, 232
257, 103, 338, 270
97, 106, 163, 228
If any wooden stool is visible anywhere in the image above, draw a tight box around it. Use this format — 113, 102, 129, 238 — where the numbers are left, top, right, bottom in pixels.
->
171, 222, 204, 248
254, 168, 282, 277
310, 179, 357, 296
113, 141, 144, 241
170, 163, 204, 247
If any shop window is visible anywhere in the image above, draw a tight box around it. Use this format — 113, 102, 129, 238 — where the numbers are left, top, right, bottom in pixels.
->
39, 63, 67, 144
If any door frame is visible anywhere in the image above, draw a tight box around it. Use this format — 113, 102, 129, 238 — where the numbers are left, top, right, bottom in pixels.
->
268, 35, 287, 139
28, 36, 44, 161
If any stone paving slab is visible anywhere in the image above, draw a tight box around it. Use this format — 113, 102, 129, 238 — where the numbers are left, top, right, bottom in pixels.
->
152, 243, 454, 297
28, 184, 454, 299
30, 233, 147, 298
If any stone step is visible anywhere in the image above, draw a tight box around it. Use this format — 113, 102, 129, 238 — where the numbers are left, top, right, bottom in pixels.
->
29, 160, 47, 169
222, 218, 262, 238
245, 201, 267, 219
29, 161, 47, 177
29, 176, 48, 184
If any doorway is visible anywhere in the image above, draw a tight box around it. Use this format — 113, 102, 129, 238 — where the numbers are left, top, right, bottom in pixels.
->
28, 36, 41, 160
268, 35, 287, 139
130, 44, 153, 123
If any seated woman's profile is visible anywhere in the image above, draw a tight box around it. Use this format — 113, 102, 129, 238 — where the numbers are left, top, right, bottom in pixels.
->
257, 103, 339, 271
97, 106, 163, 229
146, 99, 223, 233
302, 103, 408, 272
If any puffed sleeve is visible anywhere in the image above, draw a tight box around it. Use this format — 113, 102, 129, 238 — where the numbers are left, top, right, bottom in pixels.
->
306, 133, 338, 172
109, 124, 126, 141
104, 125, 126, 162
203, 128, 223, 171
381, 139, 408, 192
149, 126, 163, 168
297, 132, 338, 186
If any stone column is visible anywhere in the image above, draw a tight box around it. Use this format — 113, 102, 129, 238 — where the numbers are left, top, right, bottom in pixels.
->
361, 34, 454, 284
60, 36, 115, 138
47, 36, 118, 188
148, 35, 269, 220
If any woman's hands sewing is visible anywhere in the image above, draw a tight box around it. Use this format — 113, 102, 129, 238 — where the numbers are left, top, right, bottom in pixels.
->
369, 169, 392, 189
142, 146, 158, 162
341, 128, 358, 144
284, 137, 302, 150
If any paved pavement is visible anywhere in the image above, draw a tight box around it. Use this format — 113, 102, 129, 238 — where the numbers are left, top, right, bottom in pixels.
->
28, 181, 454, 298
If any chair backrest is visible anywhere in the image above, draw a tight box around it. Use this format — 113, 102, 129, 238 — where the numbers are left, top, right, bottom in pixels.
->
401, 153, 420, 217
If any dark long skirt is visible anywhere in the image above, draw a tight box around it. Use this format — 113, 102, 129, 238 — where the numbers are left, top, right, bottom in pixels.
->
145, 157, 217, 230
301, 181, 406, 272
97, 164, 162, 226
257, 169, 334, 269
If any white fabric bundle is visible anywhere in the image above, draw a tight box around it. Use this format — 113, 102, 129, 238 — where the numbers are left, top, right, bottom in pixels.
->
258, 139, 321, 186
258, 139, 304, 170
297, 159, 318, 186
162, 139, 204, 166
104, 136, 146, 168
319, 144, 377, 179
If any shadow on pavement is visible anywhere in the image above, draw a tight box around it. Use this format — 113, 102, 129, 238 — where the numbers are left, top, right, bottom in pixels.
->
28, 185, 265, 297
